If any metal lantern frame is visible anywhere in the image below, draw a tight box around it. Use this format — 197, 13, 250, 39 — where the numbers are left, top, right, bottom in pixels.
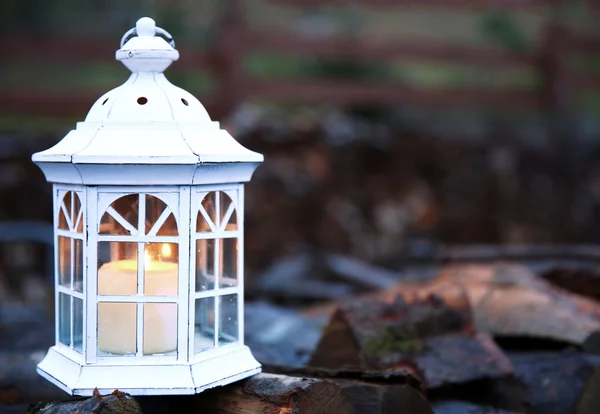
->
32, 17, 263, 396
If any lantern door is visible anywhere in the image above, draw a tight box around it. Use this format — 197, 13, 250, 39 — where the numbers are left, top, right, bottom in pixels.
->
54, 185, 86, 362
88, 186, 187, 363
190, 184, 244, 361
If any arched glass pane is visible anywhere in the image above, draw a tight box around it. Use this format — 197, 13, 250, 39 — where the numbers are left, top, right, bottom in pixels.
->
145, 195, 168, 235
197, 192, 216, 232
219, 192, 237, 231
58, 191, 82, 231
155, 213, 178, 236
99, 194, 138, 235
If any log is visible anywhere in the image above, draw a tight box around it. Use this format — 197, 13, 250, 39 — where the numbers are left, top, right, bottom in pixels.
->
263, 365, 432, 414
410, 263, 600, 349
199, 373, 353, 414
27, 389, 141, 414
308, 290, 513, 388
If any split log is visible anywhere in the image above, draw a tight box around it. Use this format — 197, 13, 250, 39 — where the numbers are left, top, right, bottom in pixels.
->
27, 389, 141, 414
308, 290, 513, 388
365, 263, 600, 353
264, 365, 432, 414
198, 373, 353, 414
137, 373, 353, 414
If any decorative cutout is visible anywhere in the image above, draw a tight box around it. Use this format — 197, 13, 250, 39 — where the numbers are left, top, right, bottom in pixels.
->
181, 98, 189, 106
100, 194, 178, 236
137, 97, 148, 105
102, 97, 109, 105
196, 192, 237, 233
58, 191, 83, 232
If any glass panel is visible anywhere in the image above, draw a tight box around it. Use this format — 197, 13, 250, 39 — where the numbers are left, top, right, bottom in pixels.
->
219, 294, 238, 345
58, 236, 72, 287
99, 194, 138, 235
58, 293, 71, 346
220, 192, 237, 231
143, 303, 177, 355
75, 200, 84, 233
196, 239, 215, 291
97, 242, 138, 296
194, 297, 215, 353
197, 192, 216, 232
73, 239, 84, 293
144, 243, 178, 296
98, 302, 137, 355
156, 213, 178, 236
71, 192, 82, 232
220, 238, 238, 288
58, 191, 72, 230
73, 297, 84, 353
144, 195, 168, 235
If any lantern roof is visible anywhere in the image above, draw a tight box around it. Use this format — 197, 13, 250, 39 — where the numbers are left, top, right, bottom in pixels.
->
33, 17, 263, 186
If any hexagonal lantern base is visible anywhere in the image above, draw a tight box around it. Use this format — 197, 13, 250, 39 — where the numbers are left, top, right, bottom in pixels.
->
37, 346, 261, 396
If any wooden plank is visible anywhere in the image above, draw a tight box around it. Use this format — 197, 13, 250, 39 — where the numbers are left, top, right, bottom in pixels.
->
243, 30, 535, 69
244, 80, 541, 109
267, 0, 553, 11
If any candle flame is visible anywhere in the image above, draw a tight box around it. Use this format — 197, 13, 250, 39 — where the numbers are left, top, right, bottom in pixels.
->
161, 243, 172, 258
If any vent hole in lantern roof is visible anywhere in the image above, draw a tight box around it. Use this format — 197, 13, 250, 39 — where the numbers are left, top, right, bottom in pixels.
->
137, 97, 148, 105
181, 98, 189, 106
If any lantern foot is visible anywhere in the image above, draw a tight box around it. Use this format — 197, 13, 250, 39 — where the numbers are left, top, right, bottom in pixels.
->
37, 345, 261, 396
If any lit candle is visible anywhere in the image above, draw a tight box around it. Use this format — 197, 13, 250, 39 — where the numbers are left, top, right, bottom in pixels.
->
97, 246, 178, 355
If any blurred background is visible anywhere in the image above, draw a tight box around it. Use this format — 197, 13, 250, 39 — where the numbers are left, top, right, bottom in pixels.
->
0, 0, 600, 305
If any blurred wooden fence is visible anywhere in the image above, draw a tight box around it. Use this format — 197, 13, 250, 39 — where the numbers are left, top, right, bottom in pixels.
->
1, 0, 599, 119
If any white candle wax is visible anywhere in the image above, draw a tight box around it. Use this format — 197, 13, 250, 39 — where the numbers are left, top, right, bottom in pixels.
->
98, 259, 178, 355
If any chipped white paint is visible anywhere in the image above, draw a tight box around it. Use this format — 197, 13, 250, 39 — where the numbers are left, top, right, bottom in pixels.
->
32, 17, 262, 396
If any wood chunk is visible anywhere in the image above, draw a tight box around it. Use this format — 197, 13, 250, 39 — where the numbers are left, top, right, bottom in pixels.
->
412, 263, 600, 347
263, 365, 432, 414
335, 380, 433, 414
308, 291, 513, 388
199, 373, 353, 414
27, 389, 141, 414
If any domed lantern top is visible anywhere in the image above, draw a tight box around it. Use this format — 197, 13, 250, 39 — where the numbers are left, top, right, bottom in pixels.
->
33, 17, 263, 186
34, 18, 263, 396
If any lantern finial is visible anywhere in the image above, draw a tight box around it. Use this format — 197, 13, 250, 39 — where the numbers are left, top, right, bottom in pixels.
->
116, 17, 179, 73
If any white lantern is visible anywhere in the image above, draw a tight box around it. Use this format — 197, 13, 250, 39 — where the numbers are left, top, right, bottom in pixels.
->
32, 17, 263, 396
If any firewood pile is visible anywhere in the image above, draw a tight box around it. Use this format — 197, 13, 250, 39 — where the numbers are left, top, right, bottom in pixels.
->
3, 252, 600, 413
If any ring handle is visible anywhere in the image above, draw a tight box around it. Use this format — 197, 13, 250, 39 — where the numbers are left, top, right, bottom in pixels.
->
120, 25, 176, 49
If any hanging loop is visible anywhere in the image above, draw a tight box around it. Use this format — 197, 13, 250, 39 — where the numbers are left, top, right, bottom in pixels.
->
120, 25, 176, 49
